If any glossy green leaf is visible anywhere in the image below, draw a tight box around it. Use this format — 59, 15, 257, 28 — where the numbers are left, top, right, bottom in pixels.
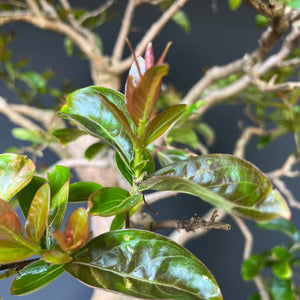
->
88, 187, 143, 217
172, 10, 191, 33
272, 261, 292, 279
271, 278, 293, 300
11, 259, 64, 295
167, 127, 199, 149
0, 154, 35, 201
115, 151, 133, 185
143, 104, 187, 146
69, 181, 103, 202
12, 128, 44, 144
157, 149, 189, 167
52, 128, 86, 146
257, 218, 300, 241
84, 141, 107, 161
43, 249, 72, 264
0, 199, 23, 236
0, 240, 36, 263
126, 64, 168, 126
242, 254, 266, 280
17, 176, 47, 218
59, 86, 135, 163
64, 229, 222, 300
138, 154, 291, 222
272, 246, 293, 261
25, 183, 50, 244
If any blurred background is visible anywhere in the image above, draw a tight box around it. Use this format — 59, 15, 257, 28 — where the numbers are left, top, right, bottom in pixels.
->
0, 1, 299, 299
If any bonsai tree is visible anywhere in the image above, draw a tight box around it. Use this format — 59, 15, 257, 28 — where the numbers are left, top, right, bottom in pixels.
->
0, 1, 300, 299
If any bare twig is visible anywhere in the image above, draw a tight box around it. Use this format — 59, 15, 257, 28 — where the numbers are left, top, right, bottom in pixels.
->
234, 127, 264, 158
254, 276, 270, 300
112, 0, 136, 63
232, 216, 253, 259
267, 154, 299, 179
79, 0, 114, 24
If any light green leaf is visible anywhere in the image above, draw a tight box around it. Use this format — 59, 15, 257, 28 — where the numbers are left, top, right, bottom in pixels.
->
18, 71, 46, 93
168, 127, 199, 149
64, 229, 222, 300
43, 249, 72, 264
52, 128, 86, 146
271, 278, 293, 300
11, 259, 64, 295
229, 0, 242, 10
241, 254, 266, 280
12, 128, 44, 144
138, 154, 291, 222
157, 149, 189, 167
0, 154, 35, 202
172, 10, 191, 33
25, 183, 50, 244
88, 187, 143, 217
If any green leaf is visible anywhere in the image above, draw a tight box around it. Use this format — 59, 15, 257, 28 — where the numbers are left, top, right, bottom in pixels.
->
52, 128, 86, 146
131, 149, 155, 176
167, 127, 199, 149
272, 261, 292, 279
18, 71, 47, 93
255, 14, 270, 28
138, 154, 291, 222
271, 278, 293, 300
59, 86, 135, 163
143, 104, 187, 146
69, 181, 103, 202
126, 63, 168, 126
195, 123, 215, 146
84, 141, 107, 161
0, 240, 36, 263
0, 153, 35, 201
11, 259, 64, 295
12, 128, 44, 144
228, 0, 242, 10
17, 176, 47, 218
157, 149, 189, 167
43, 249, 72, 264
241, 254, 266, 280
64, 229, 222, 300
257, 218, 300, 241
25, 183, 50, 244
172, 10, 191, 33
88, 187, 143, 217
64, 37, 73, 56
272, 246, 293, 261
45, 166, 70, 248
115, 151, 133, 185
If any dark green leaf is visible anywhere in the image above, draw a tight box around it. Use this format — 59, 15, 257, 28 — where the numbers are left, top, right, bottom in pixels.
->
126, 63, 168, 126
138, 155, 291, 222
257, 218, 300, 241
242, 254, 266, 280
25, 183, 50, 244
69, 181, 103, 202
0, 154, 35, 202
115, 151, 133, 185
64, 229, 222, 300
17, 176, 47, 218
143, 104, 187, 146
52, 128, 86, 146
59, 86, 135, 163
272, 246, 293, 261
88, 187, 143, 217
172, 10, 191, 33
157, 149, 189, 167
271, 278, 293, 300
11, 259, 63, 295
167, 127, 199, 149
84, 142, 107, 161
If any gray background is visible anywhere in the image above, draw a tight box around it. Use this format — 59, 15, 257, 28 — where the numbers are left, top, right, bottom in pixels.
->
0, 1, 299, 299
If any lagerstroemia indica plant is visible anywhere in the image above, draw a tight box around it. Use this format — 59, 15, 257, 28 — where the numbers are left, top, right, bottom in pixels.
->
0, 43, 291, 299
